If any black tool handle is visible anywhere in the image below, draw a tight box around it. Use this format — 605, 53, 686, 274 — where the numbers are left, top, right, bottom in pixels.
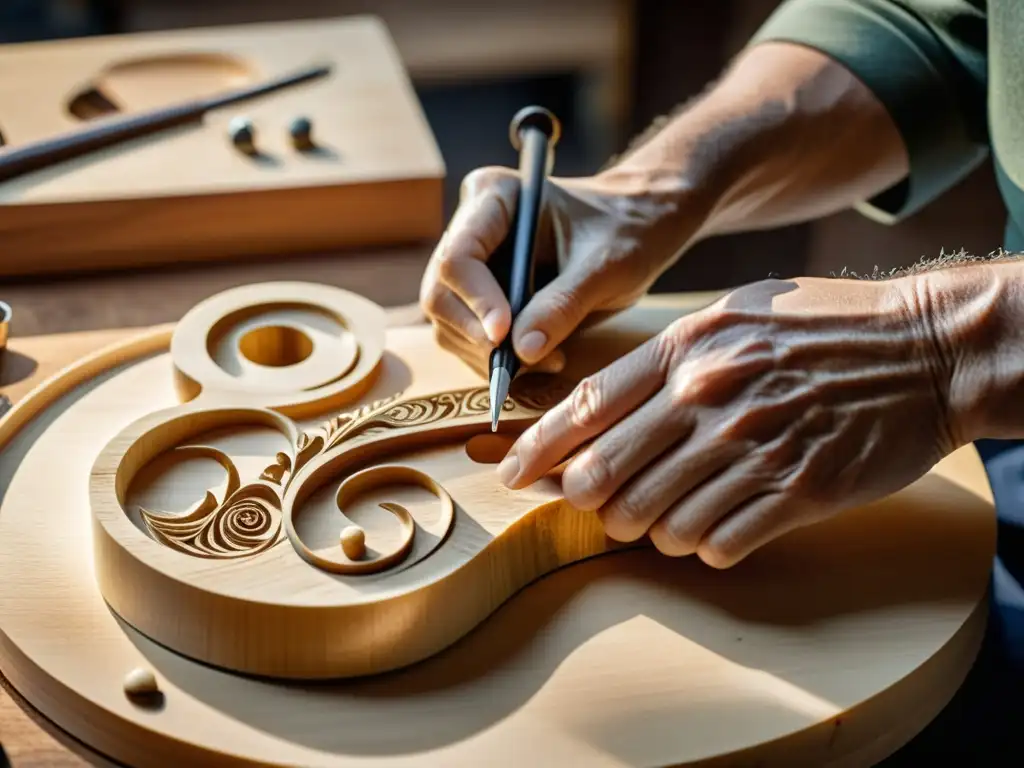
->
488, 106, 561, 381
507, 107, 558, 315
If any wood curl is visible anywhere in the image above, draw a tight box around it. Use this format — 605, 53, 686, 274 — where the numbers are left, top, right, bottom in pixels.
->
139, 445, 281, 559
292, 465, 454, 576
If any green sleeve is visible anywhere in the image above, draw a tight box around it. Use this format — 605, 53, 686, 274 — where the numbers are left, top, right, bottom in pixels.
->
750, 0, 988, 224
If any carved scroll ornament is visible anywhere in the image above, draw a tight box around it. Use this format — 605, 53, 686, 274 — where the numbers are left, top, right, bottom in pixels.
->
126, 377, 570, 576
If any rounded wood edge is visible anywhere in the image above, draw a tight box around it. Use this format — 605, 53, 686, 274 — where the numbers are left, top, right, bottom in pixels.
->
169, 281, 388, 418
692, 596, 989, 767
0, 325, 173, 450
0, 511, 993, 768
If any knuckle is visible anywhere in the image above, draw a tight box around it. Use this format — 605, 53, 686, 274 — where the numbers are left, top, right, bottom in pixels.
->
564, 450, 615, 509
436, 254, 464, 284
568, 377, 602, 430
667, 364, 716, 411
538, 289, 580, 332
666, 370, 692, 410
719, 408, 766, 444
460, 165, 514, 199
422, 286, 445, 317
654, 323, 686, 373
759, 439, 796, 476
784, 449, 825, 498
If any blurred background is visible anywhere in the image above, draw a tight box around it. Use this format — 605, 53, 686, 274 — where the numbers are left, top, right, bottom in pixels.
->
1, 0, 1005, 292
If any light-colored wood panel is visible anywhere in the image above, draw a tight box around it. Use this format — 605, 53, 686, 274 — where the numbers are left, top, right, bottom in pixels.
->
0, 16, 445, 276
0, 286, 996, 766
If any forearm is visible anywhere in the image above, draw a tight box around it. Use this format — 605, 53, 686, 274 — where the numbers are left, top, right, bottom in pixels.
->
905, 257, 1024, 446
601, 41, 908, 244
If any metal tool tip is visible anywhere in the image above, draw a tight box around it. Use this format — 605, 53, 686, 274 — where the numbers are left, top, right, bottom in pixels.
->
489, 367, 510, 432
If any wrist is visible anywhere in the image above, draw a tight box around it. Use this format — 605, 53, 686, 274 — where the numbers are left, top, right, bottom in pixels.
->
899, 259, 1024, 446
589, 162, 711, 256
594, 104, 736, 243
587, 95, 750, 268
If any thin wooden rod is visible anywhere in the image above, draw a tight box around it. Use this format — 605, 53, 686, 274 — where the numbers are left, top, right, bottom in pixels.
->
0, 62, 332, 183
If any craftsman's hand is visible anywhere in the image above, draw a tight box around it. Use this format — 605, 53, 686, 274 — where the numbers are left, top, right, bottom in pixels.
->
497, 276, 958, 568
419, 167, 696, 376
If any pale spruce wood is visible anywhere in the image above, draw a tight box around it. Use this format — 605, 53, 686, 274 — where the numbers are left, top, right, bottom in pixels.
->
0, 287, 996, 767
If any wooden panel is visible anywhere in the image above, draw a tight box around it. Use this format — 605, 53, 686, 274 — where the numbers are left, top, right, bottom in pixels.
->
0, 16, 445, 277
0, 289, 996, 767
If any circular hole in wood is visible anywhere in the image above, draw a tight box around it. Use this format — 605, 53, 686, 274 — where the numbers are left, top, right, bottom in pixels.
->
465, 434, 516, 464
67, 51, 257, 120
237, 324, 314, 368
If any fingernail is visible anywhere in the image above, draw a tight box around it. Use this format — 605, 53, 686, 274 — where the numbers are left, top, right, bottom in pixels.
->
497, 453, 520, 487
517, 330, 547, 360
483, 308, 504, 343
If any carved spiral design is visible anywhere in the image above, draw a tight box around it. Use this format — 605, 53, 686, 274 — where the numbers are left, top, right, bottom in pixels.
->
129, 382, 563, 568
213, 493, 278, 554
465, 388, 493, 413
138, 445, 283, 560
287, 464, 455, 576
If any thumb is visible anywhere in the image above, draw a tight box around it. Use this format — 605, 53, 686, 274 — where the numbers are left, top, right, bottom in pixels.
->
511, 263, 606, 364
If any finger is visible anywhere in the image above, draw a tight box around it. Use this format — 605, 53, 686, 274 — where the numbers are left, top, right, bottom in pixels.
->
696, 492, 804, 569
511, 260, 609, 365
434, 324, 489, 377
438, 169, 520, 344
597, 434, 742, 543
423, 286, 491, 346
648, 457, 766, 558
559, 389, 690, 512
434, 323, 567, 379
498, 335, 667, 489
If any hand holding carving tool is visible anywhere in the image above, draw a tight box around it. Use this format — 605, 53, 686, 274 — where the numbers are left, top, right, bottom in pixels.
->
489, 106, 561, 431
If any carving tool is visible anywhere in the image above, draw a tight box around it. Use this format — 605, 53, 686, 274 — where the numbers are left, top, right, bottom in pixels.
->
0, 62, 332, 184
489, 106, 561, 431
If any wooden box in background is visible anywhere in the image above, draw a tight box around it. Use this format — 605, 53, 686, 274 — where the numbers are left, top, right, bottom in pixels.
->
0, 16, 446, 277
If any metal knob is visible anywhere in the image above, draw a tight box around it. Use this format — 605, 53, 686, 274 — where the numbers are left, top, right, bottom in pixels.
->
509, 106, 561, 151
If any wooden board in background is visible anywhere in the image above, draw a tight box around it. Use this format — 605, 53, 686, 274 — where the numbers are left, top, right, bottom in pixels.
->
0, 16, 445, 277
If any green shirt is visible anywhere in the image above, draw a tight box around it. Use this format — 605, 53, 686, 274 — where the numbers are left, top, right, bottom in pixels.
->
752, 0, 1024, 248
